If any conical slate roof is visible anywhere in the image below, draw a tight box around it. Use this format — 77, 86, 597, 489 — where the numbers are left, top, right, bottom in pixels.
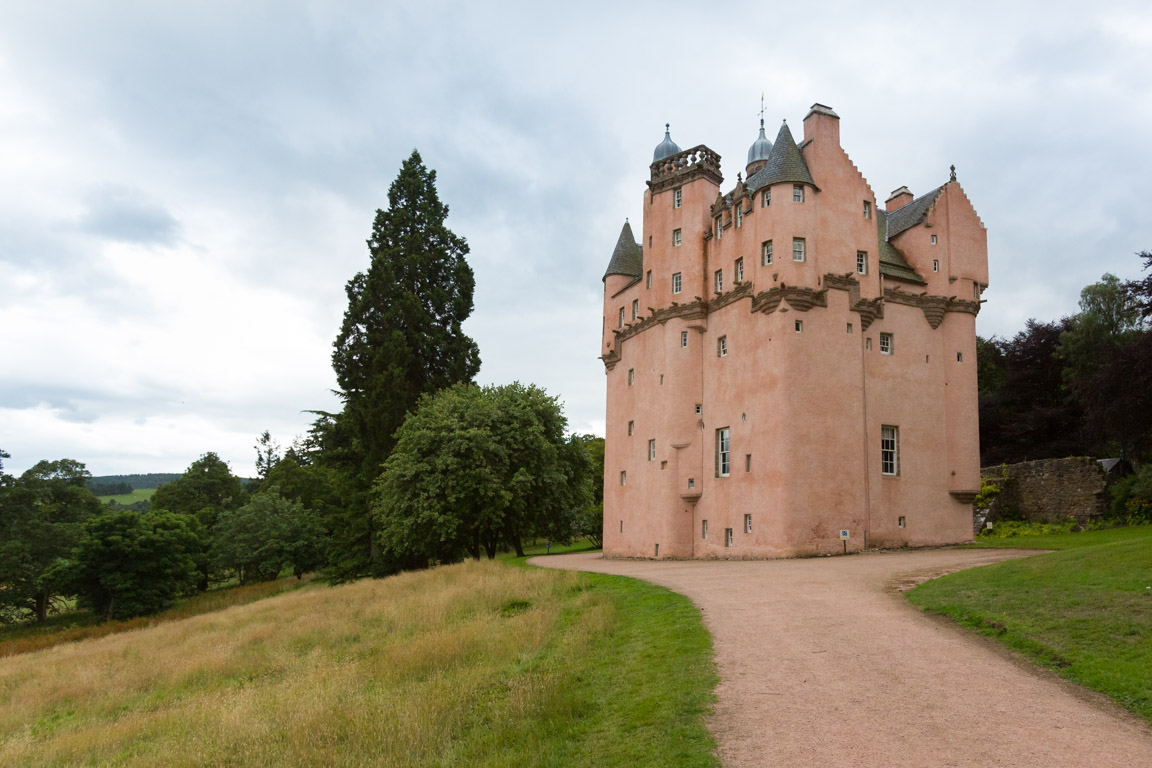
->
652, 124, 681, 163
603, 220, 643, 280
747, 119, 773, 165
746, 121, 816, 192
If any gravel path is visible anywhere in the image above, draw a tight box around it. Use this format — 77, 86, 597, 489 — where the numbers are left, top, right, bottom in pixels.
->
530, 548, 1152, 767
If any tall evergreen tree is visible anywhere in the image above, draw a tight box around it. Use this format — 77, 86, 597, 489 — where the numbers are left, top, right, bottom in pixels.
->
328, 150, 481, 580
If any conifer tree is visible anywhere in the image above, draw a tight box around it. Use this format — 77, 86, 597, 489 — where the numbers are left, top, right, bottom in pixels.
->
328, 150, 481, 579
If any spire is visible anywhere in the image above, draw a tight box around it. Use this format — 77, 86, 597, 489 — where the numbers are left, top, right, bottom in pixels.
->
652, 123, 682, 163
603, 220, 643, 281
746, 120, 816, 191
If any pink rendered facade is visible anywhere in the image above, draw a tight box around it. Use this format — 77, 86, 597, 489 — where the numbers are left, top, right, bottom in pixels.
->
601, 104, 988, 559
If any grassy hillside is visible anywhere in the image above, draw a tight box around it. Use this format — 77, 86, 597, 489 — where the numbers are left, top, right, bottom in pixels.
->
0, 560, 718, 767
909, 526, 1152, 722
95, 487, 156, 505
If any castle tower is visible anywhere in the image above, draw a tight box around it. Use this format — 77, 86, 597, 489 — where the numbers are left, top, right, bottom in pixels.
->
601, 105, 988, 559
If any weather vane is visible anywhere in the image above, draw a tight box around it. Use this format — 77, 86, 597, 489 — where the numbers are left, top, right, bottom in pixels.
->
759, 92, 766, 123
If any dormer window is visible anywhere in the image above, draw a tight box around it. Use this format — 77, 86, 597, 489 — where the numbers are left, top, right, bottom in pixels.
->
793, 185, 804, 203
673, 188, 682, 208
761, 189, 770, 207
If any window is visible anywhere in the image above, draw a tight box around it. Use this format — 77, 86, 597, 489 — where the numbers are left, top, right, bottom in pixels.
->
714, 269, 723, 293
881, 425, 899, 476
745, 454, 752, 472
646, 270, 652, 289
933, 259, 939, 273
673, 188, 682, 208
866, 337, 872, 351
761, 240, 774, 266
793, 238, 806, 262
880, 333, 893, 355
857, 251, 868, 275
931, 235, 937, 245
701, 520, 708, 539
627, 368, 634, 386
735, 206, 743, 228
688, 478, 695, 489
725, 528, 733, 547
957, 352, 964, 362
847, 322, 854, 334
864, 200, 872, 219
620, 470, 627, 486
648, 439, 656, 461
618, 307, 625, 327
761, 189, 771, 207
627, 420, 634, 436
681, 331, 688, 348
717, 336, 727, 357
795, 320, 803, 333
673, 228, 682, 247
672, 272, 682, 294
620, 520, 623, 533
793, 184, 804, 203
734, 257, 744, 283
695, 403, 702, 414
631, 299, 639, 321
659, 374, 664, 385
714, 216, 722, 240
898, 516, 906, 528
716, 427, 731, 477
744, 514, 752, 533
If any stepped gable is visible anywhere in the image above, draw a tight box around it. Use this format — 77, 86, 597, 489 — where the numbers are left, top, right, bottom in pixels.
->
603, 220, 643, 280
745, 121, 816, 192
877, 210, 926, 285
886, 185, 944, 238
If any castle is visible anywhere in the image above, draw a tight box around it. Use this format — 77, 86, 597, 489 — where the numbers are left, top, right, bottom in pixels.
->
600, 104, 988, 558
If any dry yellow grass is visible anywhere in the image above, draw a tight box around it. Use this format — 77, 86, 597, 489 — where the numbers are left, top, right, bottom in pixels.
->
0, 561, 614, 767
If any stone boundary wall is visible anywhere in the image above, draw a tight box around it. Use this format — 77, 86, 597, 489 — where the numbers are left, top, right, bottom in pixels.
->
978, 457, 1107, 531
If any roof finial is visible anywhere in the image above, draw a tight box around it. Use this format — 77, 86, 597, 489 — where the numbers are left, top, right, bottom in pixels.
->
950, 164, 957, 182
759, 92, 766, 127
665, 123, 671, 136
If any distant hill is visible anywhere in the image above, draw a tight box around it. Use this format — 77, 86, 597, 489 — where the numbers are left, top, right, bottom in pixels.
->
88, 473, 182, 490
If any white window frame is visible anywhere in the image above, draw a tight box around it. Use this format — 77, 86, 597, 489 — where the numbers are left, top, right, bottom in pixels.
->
933, 259, 939, 273
931, 234, 938, 245
793, 238, 805, 262
793, 184, 804, 203
717, 336, 727, 357
673, 188, 682, 209
716, 427, 731, 477
762, 189, 770, 207
673, 228, 682, 247
881, 425, 899, 476
714, 269, 723, 293
672, 272, 682, 294
620, 470, 627, 486
714, 215, 722, 240
618, 307, 625, 327
735, 206, 743, 228
795, 320, 803, 333
681, 331, 688, 348
863, 200, 872, 219
648, 439, 656, 461
857, 250, 867, 275
880, 333, 893, 355
631, 299, 639, 321
761, 240, 773, 266
701, 520, 708, 539
734, 257, 744, 283
744, 514, 752, 534
725, 528, 733, 547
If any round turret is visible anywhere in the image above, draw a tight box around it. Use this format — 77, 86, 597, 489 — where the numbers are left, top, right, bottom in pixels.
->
653, 124, 681, 163
746, 119, 773, 175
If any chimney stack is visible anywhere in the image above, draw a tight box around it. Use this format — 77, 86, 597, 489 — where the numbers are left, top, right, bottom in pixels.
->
886, 186, 914, 211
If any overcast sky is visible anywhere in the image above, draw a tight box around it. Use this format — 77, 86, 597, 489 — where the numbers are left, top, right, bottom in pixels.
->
2, 1, 1150, 477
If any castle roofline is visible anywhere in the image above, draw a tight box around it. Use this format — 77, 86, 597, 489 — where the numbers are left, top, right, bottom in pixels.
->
886, 185, 946, 239
603, 220, 643, 281
745, 121, 817, 192
877, 209, 927, 285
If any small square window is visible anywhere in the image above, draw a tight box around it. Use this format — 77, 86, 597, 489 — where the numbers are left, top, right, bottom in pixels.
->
880, 333, 893, 355
735, 207, 743, 228
717, 336, 728, 357
672, 272, 682, 294
627, 368, 635, 386
795, 320, 803, 333
856, 251, 867, 275
673, 228, 682, 247
646, 270, 651, 289
847, 322, 854, 334
631, 299, 639, 321
793, 185, 804, 203
701, 520, 708, 539
628, 420, 634, 436
931, 234, 938, 245
673, 188, 682, 208
744, 513, 752, 533
863, 200, 872, 219
714, 269, 723, 293
725, 528, 733, 547
933, 259, 939, 273
714, 215, 723, 240
793, 238, 806, 262
688, 478, 695, 489
648, 439, 656, 461
681, 331, 688, 348
761, 240, 773, 265
620, 470, 627, 486
762, 189, 771, 207
734, 258, 744, 283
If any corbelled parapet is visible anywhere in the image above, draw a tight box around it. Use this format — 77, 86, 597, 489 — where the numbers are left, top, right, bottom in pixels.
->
648, 145, 723, 194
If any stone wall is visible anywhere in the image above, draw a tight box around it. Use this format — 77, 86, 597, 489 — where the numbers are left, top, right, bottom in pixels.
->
978, 457, 1107, 531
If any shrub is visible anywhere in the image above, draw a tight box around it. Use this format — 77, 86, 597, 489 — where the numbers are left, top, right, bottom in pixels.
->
977, 519, 1077, 540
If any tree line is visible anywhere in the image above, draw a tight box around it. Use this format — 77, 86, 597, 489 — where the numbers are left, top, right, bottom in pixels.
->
1, 149, 603, 625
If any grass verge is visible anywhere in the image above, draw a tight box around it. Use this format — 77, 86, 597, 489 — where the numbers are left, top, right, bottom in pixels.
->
0, 560, 717, 767
909, 526, 1152, 722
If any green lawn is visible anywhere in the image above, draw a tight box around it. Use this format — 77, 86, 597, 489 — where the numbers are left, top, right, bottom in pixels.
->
909, 526, 1152, 722
96, 487, 156, 505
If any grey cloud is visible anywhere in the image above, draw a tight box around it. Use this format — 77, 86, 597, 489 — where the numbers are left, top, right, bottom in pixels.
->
78, 187, 181, 245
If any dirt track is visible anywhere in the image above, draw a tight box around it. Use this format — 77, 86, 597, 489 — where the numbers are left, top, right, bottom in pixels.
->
531, 548, 1152, 767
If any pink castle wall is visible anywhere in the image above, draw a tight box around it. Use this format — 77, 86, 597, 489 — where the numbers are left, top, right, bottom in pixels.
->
602, 104, 987, 559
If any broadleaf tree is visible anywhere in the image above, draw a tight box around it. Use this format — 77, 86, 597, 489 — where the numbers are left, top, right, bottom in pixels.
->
328, 150, 481, 580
